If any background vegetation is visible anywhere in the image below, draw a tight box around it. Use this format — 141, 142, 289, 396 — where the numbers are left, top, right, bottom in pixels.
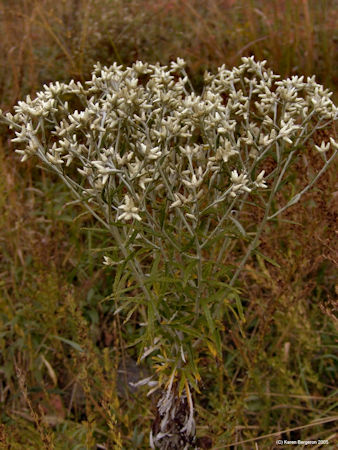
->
0, 0, 337, 448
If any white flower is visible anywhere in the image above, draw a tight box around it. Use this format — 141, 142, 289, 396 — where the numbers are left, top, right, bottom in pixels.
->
315, 141, 330, 153
182, 167, 203, 189
230, 170, 251, 197
103, 256, 114, 266
170, 58, 186, 71
46, 153, 64, 165
118, 195, 142, 221
169, 194, 183, 209
254, 170, 268, 188
132, 61, 151, 75
139, 143, 161, 160
329, 137, 338, 149
213, 139, 237, 163
277, 119, 300, 144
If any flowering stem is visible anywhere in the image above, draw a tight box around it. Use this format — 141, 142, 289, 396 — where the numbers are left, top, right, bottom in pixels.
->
229, 146, 290, 287
268, 147, 337, 220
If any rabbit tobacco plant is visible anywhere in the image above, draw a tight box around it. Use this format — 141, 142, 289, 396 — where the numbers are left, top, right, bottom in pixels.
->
2, 57, 337, 448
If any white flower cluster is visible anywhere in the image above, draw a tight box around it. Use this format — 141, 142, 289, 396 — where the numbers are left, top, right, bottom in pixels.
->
3, 57, 337, 230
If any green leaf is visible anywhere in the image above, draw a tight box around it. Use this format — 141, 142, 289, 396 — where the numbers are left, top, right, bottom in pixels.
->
122, 247, 151, 271
144, 274, 181, 287
159, 200, 168, 228
147, 302, 155, 342
229, 215, 247, 236
213, 328, 222, 357
123, 304, 139, 324
186, 343, 199, 375
235, 294, 245, 323
167, 323, 202, 339
91, 246, 119, 252
201, 298, 222, 356
254, 249, 280, 268
183, 259, 198, 288
113, 266, 131, 300
51, 335, 84, 353
117, 295, 146, 305
137, 223, 163, 239
178, 371, 187, 396
201, 298, 215, 333
125, 229, 139, 247
206, 286, 230, 304
185, 369, 200, 393
150, 251, 161, 276
80, 227, 111, 234
228, 292, 245, 323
